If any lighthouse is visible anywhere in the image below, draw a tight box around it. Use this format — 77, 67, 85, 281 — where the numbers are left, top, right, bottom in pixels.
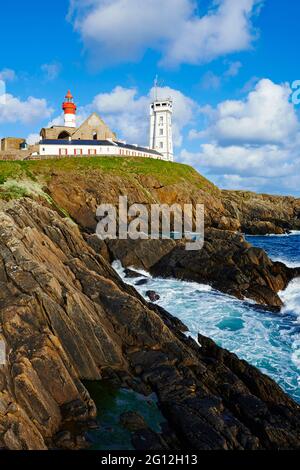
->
149, 79, 174, 161
62, 90, 77, 128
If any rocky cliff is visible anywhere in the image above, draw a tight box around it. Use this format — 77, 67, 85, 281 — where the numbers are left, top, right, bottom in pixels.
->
0, 198, 299, 450
1, 158, 299, 235
0, 158, 300, 450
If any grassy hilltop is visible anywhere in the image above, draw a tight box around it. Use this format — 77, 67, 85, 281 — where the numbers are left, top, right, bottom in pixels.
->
0, 157, 217, 201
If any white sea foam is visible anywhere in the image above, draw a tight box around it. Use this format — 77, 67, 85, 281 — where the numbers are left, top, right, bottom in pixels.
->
280, 278, 300, 319
272, 258, 300, 268
246, 230, 300, 238
113, 259, 300, 402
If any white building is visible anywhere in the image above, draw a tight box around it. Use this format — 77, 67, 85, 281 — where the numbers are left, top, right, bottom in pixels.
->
39, 139, 163, 159
149, 97, 174, 162
35, 89, 174, 161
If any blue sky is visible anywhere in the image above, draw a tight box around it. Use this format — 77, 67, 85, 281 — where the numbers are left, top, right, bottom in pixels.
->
1, 0, 300, 195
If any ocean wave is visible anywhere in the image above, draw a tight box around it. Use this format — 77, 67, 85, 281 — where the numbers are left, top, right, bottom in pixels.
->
113, 259, 300, 402
280, 278, 300, 319
246, 230, 300, 238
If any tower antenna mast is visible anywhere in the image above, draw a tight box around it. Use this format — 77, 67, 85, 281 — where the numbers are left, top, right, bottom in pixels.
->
154, 75, 158, 101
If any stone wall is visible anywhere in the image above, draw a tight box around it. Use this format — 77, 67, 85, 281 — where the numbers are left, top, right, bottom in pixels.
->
0, 144, 39, 161
72, 113, 116, 141
40, 126, 74, 140
1, 137, 25, 151
40, 113, 116, 142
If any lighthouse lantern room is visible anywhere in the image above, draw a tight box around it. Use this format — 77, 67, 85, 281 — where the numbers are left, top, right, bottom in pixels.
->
62, 90, 77, 128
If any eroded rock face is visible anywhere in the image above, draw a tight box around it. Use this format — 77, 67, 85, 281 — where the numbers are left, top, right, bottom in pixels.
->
222, 190, 300, 234
0, 198, 300, 450
44, 169, 300, 236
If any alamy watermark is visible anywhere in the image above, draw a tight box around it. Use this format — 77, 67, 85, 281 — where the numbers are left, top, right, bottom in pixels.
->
291, 80, 300, 105
96, 197, 204, 251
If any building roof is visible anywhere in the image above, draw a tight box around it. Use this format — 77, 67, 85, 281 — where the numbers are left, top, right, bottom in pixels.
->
39, 139, 162, 156
40, 139, 115, 146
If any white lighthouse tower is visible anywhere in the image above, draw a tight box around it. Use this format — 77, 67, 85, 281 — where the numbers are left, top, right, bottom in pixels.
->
62, 90, 77, 128
149, 79, 174, 161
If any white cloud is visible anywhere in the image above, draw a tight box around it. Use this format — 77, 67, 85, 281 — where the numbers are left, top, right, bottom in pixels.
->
180, 78, 300, 194
27, 133, 41, 145
48, 85, 196, 146
200, 79, 299, 145
69, 0, 262, 68
41, 62, 62, 81
0, 69, 17, 81
0, 93, 53, 124
90, 85, 198, 146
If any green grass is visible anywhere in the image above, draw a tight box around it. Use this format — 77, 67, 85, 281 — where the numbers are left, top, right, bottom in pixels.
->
0, 157, 217, 193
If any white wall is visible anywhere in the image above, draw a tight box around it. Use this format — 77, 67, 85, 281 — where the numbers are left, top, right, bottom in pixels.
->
39, 144, 163, 160
64, 113, 76, 128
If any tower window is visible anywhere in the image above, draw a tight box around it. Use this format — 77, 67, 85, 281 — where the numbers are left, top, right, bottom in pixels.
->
159, 129, 163, 136
160, 116, 163, 123
160, 142, 164, 149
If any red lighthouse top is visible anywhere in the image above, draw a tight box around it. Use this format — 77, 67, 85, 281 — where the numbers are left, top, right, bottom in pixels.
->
62, 90, 77, 115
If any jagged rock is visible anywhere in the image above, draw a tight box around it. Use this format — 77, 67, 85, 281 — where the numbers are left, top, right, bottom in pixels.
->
146, 291, 160, 302
222, 190, 300, 234
132, 428, 169, 451
120, 411, 147, 431
0, 198, 299, 451
124, 268, 144, 278
135, 279, 149, 286
104, 230, 298, 309
150, 229, 298, 309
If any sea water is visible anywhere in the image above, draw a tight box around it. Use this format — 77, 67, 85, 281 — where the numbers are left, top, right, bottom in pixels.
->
113, 232, 300, 403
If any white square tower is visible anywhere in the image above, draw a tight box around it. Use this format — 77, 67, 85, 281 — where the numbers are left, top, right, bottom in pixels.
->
149, 97, 174, 162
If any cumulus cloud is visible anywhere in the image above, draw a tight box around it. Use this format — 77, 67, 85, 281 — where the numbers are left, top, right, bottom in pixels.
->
181, 79, 300, 194
199, 79, 299, 145
48, 84, 197, 147
0, 93, 53, 124
27, 133, 41, 145
90, 85, 198, 146
68, 0, 262, 68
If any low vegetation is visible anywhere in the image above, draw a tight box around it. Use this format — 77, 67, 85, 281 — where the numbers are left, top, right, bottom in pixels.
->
0, 157, 218, 198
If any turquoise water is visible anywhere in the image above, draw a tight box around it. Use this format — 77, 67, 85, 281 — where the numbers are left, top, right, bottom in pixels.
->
84, 381, 165, 450
113, 232, 300, 403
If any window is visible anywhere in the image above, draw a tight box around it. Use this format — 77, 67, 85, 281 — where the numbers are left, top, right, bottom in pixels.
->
160, 142, 164, 149
159, 129, 163, 136
160, 116, 163, 123
93, 132, 97, 140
